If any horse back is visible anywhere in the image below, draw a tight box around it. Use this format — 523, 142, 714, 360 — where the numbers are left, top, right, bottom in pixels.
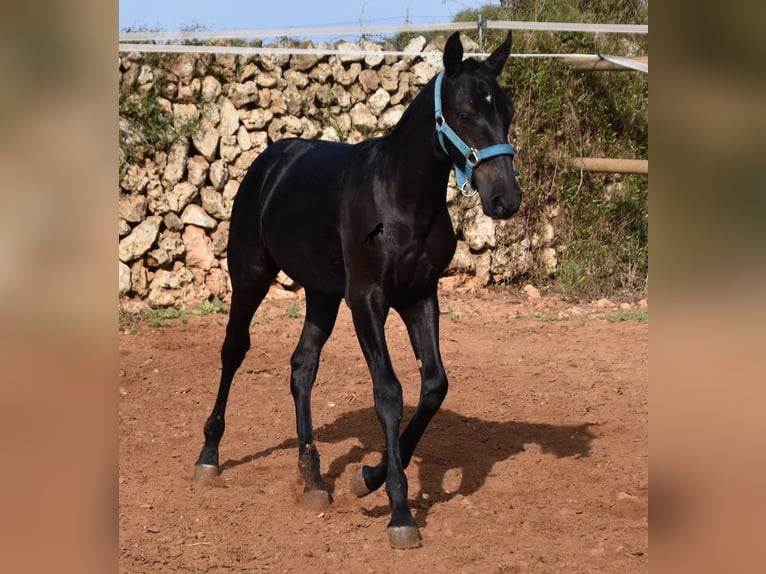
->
231, 138, 355, 294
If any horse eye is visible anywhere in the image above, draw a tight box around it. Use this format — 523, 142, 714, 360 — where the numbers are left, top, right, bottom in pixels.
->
458, 112, 472, 123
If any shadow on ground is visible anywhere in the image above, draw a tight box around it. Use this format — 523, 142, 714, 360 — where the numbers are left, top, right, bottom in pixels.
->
221, 406, 596, 526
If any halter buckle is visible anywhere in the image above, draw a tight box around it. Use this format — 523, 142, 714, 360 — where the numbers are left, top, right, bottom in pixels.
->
466, 148, 480, 165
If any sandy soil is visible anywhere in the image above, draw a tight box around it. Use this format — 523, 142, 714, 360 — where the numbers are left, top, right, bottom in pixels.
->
119, 285, 648, 573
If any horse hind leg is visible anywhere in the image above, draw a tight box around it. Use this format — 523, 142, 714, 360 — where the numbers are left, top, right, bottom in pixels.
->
290, 290, 341, 509
194, 257, 278, 480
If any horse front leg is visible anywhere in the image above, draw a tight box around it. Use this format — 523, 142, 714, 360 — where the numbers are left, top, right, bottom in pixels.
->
351, 292, 448, 496
349, 291, 421, 549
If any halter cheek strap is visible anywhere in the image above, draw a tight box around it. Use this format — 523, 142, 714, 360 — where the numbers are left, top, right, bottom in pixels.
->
434, 70, 518, 197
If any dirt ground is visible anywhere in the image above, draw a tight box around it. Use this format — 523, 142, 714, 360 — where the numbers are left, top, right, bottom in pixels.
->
119, 283, 648, 573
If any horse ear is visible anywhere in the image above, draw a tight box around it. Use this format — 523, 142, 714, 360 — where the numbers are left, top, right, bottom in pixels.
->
443, 32, 464, 76
485, 30, 513, 76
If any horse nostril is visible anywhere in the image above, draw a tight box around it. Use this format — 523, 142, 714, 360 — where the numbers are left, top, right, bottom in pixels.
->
491, 197, 507, 217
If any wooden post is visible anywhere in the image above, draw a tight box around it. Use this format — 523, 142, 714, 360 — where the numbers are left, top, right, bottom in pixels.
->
570, 157, 648, 174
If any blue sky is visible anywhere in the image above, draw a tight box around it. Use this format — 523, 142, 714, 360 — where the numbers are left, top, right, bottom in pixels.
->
119, 0, 491, 34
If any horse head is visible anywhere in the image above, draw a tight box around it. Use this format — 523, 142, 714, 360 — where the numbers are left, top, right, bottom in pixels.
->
437, 31, 522, 219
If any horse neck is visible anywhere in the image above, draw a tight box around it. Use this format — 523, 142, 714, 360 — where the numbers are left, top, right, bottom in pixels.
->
384, 78, 453, 207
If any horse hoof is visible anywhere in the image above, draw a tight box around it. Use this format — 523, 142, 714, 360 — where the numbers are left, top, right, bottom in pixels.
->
194, 464, 220, 480
300, 489, 331, 510
350, 467, 372, 498
388, 526, 422, 549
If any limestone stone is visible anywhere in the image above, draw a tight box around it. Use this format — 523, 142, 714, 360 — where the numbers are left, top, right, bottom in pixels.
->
255, 72, 278, 88
276, 270, 297, 289
219, 98, 240, 136
158, 231, 185, 260
523, 284, 541, 299
474, 252, 492, 285
239, 108, 273, 130
320, 126, 341, 142
411, 61, 437, 86
222, 180, 239, 217
167, 182, 198, 213
181, 204, 217, 230
308, 62, 332, 83
462, 205, 496, 251
229, 81, 260, 109
238, 62, 258, 82
230, 148, 260, 179
349, 103, 377, 131
358, 69, 380, 93
119, 194, 147, 223
290, 52, 320, 72
284, 69, 309, 88
210, 221, 229, 255
367, 88, 390, 115
186, 155, 209, 188
162, 138, 189, 188
205, 268, 229, 298
119, 261, 131, 296
540, 247, 557, 275
448, 241, 476, 274
170, 54, 196, 84
284, 87, 304, 116
268, 89, 287, 114
378, 65, 399, 92
146, 181, 170, 215
119, 164, 148, 193
191, 118, 220, 162
360, 39, 384, 67
147, 247, 171, 268
130, 260, 148, 296
403, 36, 426, 55
176, 78, 201, 103
200, 186, 227, 220
209, 160, 228, 191
182, 225, 216, 270
163, 212, 183, 232
119, 216, 162, 263
201, 75, 222, 102
336, 42, 363, 63
378, 105, 404, 130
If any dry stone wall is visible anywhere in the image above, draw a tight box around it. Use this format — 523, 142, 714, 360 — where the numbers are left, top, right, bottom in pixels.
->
118, 35, 559, 309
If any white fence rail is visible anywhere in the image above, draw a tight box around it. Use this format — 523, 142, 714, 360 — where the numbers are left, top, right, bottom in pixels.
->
118, 20, 648, 73
119, 19, 647, 43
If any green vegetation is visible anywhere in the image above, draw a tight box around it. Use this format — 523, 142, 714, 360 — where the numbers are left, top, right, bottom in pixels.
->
602, 307, 648, 322
130, 296, 227, 329
391, 1, 648, 301
119, 63, 201, 179
279, 302, 303, 319
192, 295, 228, 315
143, 306, 188, 327
120, 1, 648, 302
451, 1, 648, 301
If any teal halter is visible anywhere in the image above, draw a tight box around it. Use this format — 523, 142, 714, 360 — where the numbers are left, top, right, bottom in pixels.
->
433, 70, 517, 197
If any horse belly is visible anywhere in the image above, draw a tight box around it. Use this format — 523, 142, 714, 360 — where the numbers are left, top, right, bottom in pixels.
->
263, 204, 346, 294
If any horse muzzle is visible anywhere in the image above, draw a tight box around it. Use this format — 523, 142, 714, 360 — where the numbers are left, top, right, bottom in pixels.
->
474, 166, 522, 219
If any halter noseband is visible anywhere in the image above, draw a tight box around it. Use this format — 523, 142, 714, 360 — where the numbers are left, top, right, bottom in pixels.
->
434, 70, 517, 197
